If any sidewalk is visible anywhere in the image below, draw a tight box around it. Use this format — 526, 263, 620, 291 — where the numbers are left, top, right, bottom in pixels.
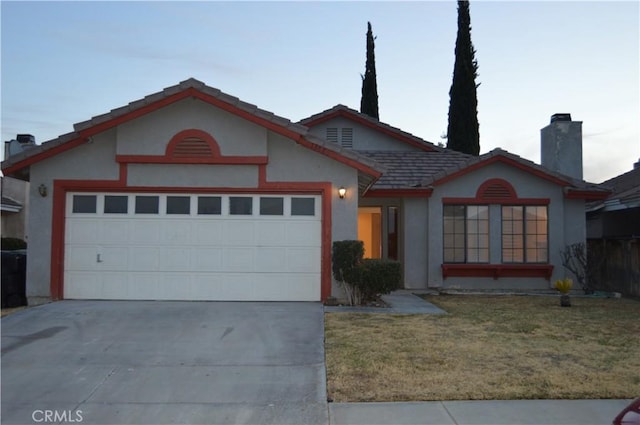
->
329, 399, 631, 425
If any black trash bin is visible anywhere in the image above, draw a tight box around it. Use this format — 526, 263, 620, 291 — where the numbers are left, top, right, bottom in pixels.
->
1, 250, 27, 308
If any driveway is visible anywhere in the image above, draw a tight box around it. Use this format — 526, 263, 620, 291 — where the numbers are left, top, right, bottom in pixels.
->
1, 301, 328, 424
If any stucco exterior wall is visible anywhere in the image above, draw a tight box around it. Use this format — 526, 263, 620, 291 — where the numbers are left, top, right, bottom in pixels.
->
307, 116, 420, 151
126, 164, 259, 187
427, 162, 581, 290
117, 98, 267, 156
402, 198, 429, 288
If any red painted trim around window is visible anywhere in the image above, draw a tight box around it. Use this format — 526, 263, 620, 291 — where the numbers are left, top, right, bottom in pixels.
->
364, 188, 433, 198
50, 163, 333, 302
302, 109, 437, 152
441, 264, 554, 280
442, 197, 551, 205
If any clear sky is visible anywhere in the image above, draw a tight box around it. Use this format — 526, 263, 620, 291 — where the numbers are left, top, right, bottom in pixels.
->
1, 1, 638, 183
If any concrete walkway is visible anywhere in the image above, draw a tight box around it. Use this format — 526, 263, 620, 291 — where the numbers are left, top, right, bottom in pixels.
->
324, 290, 446, 314
328, 399, 632, 425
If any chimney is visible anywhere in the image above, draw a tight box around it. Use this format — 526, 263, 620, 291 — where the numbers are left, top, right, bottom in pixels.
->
4, 134, 36, 159
540, 114, 583, 180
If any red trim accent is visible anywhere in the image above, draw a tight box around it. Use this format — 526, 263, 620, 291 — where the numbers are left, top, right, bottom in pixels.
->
166, 129, 221, 157
302, 109, 437, 152
565, 189, 610, 200
50, 164, 333, 302
442, 197, 550, 205
433, 155, 572, 187
364, 188, 433, 198
116, 155, 268, 165
441, 264, 554, 280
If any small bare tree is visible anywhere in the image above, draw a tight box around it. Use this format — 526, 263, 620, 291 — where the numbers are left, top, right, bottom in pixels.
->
560, 242, 594, 294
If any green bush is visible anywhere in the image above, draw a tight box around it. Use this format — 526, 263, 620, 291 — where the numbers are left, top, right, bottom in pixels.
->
354, 258, 402, 302
332, 240, 364, 284
1, 237, 27, 251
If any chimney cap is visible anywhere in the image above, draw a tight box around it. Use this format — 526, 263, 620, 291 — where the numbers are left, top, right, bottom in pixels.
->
550, 113, 572, 123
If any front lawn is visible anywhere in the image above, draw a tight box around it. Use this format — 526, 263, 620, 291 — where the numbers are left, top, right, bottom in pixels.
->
324, 295, 640, 402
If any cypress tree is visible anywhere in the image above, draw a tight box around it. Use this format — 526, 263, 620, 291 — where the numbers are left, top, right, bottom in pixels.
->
360, 21, 379, 120
446, 0, 480, 156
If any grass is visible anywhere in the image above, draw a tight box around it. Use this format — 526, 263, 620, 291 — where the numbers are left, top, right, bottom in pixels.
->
324, 295, 640, 402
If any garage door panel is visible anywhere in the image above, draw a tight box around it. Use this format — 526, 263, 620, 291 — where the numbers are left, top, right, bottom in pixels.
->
224, 248, 254, 272
288, 248, 321, 273
224, 221, 254, 245
193, 248, 223, 272
100, 221, 130, 244
286, 222, 321, 246
65, 193, 321, 301
255, 247, 287, 272
67, 220, 102, 244
131, 221, 162, 244
129, 247, 161, 271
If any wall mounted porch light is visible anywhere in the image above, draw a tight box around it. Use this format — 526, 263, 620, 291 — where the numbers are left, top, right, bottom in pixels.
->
338, 186, 347, 199
38, 184, 48, 197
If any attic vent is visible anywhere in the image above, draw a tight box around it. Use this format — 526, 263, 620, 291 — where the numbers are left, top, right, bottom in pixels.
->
326, 128, 338, 143
477, 179, 517, 201
171, 136, 214, 157
341, 128, 353, 149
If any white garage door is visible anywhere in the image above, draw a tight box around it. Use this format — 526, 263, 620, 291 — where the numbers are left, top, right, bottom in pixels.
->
64, 193, 321, 301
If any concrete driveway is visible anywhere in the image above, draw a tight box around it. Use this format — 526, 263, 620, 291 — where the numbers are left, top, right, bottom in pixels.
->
1, 300, 328, 424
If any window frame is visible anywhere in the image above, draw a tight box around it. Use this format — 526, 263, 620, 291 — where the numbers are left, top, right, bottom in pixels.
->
501, 205, 549, 264
443, 204, 489, 264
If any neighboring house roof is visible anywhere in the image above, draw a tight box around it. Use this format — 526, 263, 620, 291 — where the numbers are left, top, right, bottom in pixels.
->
1, 196, 22, 213
587, 166, 640, 212
300, 104, 442, 152
1, 78, 385, 183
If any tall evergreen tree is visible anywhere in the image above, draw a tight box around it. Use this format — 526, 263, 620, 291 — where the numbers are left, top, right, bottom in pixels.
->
446, 0, 480, 156
360, 21, 379, 120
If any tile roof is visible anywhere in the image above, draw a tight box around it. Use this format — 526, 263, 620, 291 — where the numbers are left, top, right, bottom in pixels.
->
1, 78, 384, 178
358, 150, 470, 189
588, 166, 640, 211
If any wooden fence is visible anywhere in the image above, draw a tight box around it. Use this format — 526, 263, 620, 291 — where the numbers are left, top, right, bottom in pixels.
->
588, 238, 640, 298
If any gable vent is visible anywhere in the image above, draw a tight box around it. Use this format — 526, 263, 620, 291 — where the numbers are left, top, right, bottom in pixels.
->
341, 128, 353, 149
326, 128, 338, 143
477, 179, 516, 201
171, 136, 214, 157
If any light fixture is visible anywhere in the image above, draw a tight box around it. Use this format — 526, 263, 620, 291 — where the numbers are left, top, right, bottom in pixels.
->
38, 184, 48, 197
338, 187, 347, 199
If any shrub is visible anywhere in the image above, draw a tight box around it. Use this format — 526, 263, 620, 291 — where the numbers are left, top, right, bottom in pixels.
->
354, 259, 402, 302
1, 237, 27, 251
332, 240, 364, 305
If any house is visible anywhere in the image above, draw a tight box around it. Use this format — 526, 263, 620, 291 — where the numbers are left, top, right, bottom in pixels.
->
1, 176, 29, 241
0, 79, 608, 305
586, 163, 640, 296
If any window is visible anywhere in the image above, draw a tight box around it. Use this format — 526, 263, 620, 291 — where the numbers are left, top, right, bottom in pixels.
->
502, 206, 548, 263
167, 196, 190, 214
135, 196, 159, 214
443, 205, 489, 263
72, 195, 96, 213
229, 197, 252, 215
260, 197, 283, 215
198, 196, 221, 215
104, 196, 128, 214
291, 198, 315, 216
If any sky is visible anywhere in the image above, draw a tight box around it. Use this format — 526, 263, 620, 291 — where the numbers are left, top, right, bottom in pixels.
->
1, 1, 638, 183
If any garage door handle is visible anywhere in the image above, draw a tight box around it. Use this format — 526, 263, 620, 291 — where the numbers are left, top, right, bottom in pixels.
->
97, 254, 103, 263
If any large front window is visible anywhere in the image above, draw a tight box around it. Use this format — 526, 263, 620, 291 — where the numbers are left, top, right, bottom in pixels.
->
502, 206, 548, 263
443, 205, 489, 263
